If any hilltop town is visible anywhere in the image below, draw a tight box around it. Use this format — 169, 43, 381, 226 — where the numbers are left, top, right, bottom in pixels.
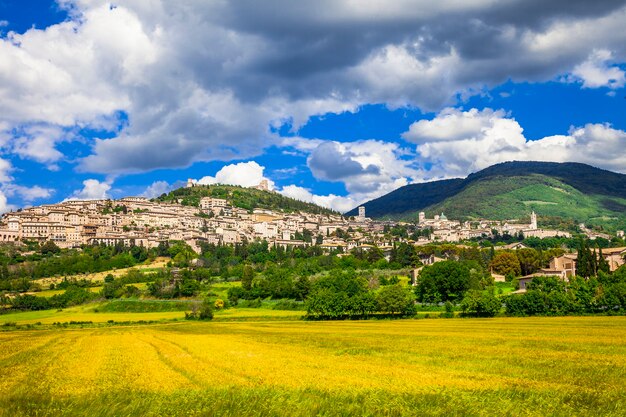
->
0, 181, 597, 255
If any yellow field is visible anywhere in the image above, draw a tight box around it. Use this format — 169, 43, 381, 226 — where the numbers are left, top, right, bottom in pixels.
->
1, 316, 625, 416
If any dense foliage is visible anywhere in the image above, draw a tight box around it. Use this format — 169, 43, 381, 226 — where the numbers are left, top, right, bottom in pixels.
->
305, 269, 415, 319
504, 268, 626, 316
155, 184, 337, 215
6, 286, 97, 311
414, 260, 488, 303
0, 243, 149, 288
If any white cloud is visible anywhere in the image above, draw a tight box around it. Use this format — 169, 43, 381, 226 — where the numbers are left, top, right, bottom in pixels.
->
279, 185, 357, 213
196, 161, 275, 189
2, 184, 54, 203
0, 1, 624, 176
11, 124, 65, 165
0, 158, 12, 183
0, 190, 16, 214
403, 108, 510, 143
68, 179, 111, 200
402, 107, 626, 178
141, 180, 172, 198
292, 138, 420, 193
570, 49, 625, 89
281, 137, 421, 211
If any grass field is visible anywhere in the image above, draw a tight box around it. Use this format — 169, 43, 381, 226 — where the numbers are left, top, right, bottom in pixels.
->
0, 316, 625, 416
0, 303, 305, 325
33, 257, 171, 286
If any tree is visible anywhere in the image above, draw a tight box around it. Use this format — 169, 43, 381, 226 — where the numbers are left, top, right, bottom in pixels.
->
294, 276, 311, 301
377, 284, 416, 315
490, 252, 521, 277
597, 247, 610, 274
241, 264, 254, 291
516, 249, 541, 276
391, 242, 418, 267
460, 289, 501, 317
576, 239, 595, 278
40, 240, 61, 255
199, 298, 214, 320
306, 269, 372, 318
414, 261, 476, 303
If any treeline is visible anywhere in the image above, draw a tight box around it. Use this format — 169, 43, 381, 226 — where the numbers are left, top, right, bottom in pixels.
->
505, 268, 626, 316
3, 286, 97, 311
198, 241, 420, 282
305, 269, 415, 319
0, 243, 151, 285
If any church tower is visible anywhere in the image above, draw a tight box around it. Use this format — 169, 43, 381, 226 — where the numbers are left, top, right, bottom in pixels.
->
530, 211, 537, 230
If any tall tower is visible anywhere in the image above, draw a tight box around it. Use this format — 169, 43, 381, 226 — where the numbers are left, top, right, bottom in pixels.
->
418, 212, 425, 224
530, 211, 537, 230
358, 206, 366, 220
186, 178, 195, 188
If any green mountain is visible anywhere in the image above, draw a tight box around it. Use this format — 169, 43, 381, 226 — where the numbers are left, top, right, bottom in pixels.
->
155, 184, 337, 215
347, 161, 626, 230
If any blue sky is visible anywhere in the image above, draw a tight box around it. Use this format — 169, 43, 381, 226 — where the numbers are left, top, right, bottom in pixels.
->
0, 1, 625, 213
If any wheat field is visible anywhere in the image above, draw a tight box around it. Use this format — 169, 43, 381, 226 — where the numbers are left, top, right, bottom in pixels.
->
1, 317, 625, 416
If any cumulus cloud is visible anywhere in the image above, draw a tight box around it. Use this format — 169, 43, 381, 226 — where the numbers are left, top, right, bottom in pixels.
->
403, 107, 626, 178
141, 180, 173, 199
0, 190, 16, 214
68, 179, 111, 200
570, 49, 625, 89
2, 184, 54, 203
11, 124, 65, 166
308, 142, 380, 181
0, 158, 12, 183
300, 139, 420, 192
196, 161, 275, 189
281, 137, 421, 210
280, 185, 357, 213
0, 0, 624, 176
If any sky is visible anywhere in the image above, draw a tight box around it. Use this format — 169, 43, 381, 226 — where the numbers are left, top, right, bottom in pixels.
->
0, 0, 625, 214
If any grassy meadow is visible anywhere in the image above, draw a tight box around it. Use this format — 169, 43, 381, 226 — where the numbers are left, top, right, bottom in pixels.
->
1, 316, 625, 416
0, 302, 305, 325
32, 257, 171, 286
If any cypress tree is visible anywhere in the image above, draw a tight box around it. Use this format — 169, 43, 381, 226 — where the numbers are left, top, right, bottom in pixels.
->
598, 247, 610, 274
591, 248, 598, 277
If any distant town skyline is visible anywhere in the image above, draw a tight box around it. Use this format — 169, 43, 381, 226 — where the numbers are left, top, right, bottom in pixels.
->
0, 0, 625, 213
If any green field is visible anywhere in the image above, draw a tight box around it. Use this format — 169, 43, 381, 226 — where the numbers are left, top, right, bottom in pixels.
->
0, 302, 305, 325
1, 316, 625, 416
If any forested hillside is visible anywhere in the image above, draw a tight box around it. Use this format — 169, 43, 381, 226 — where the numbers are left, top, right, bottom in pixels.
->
348, 161, 626, 229
155, 184, 337, 215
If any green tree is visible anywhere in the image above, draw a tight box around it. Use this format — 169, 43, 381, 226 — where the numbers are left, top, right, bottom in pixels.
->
198, 298, 214, 320
516, 248, 541, 276
377, 284, 416, 315
597, 247, 610, 274
241, 264, 255, 291
414, 261, 475, 303
40, 240, 61, 255
460, 289, 501, 317
294, 276, 311, 301
490, 252, 521, 277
